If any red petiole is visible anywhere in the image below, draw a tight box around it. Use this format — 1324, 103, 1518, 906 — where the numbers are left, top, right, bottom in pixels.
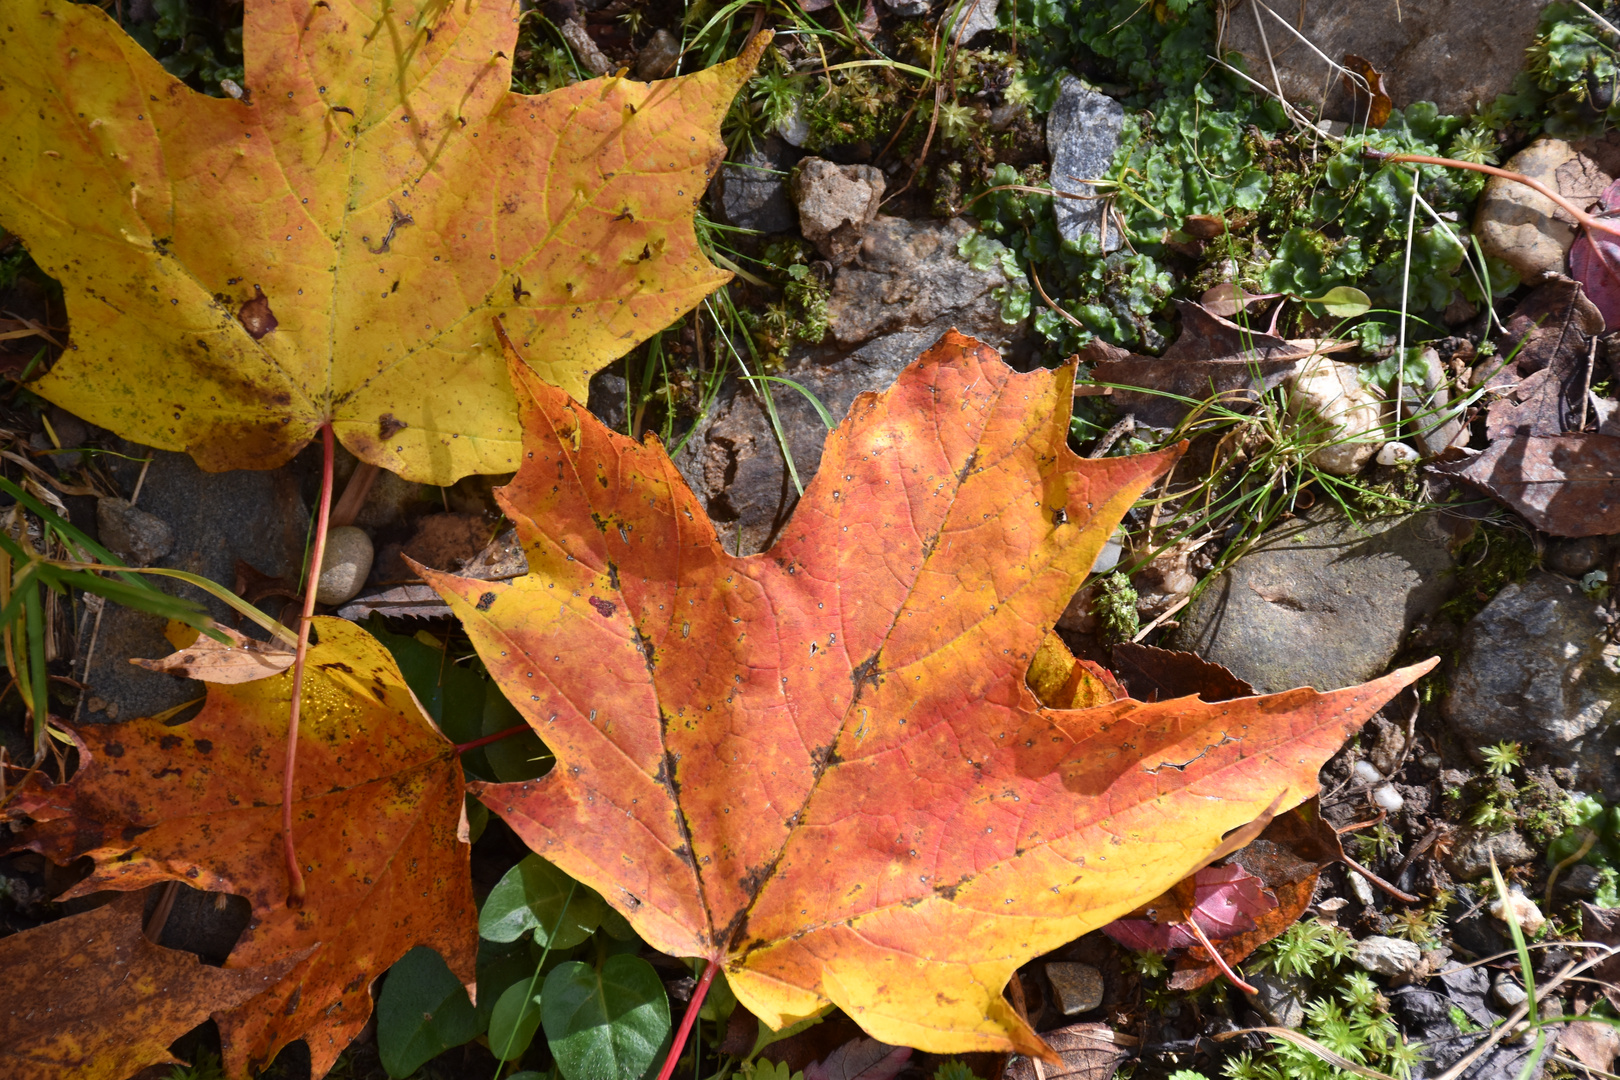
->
655, 960, 718, 1080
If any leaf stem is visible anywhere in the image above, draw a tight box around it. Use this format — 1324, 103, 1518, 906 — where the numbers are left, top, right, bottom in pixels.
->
1378, 152, 1620, 281
657, 959, 718, 1080
281, 422, 335, 908
454, 722, 532, 755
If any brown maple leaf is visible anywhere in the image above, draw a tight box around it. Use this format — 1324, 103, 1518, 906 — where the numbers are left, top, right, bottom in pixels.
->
0, 0, 761, 484
7, 618, 473, 1078
423, 329, 1435, 1056
0, 893, 301, 1080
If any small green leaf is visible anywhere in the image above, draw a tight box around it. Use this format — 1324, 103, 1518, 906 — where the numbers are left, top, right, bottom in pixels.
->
748, 1006, 829, 1060
542, 955, 671, 1080
1301, 285, 1371, 317
376, 946, 481, 1079
490, 980, 545, 1063
480, 854, 606, 947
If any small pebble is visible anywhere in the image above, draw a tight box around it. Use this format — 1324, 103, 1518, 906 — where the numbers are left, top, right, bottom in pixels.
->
1045, 962, 1103, 1015
1372, 784, 1405, 812
1489, 888, 1547, 935
316, 526, 375, 606
1352, 759, 1383, 784
1492, 972, 1529, 1010
1353, 935, 1422, 977
1376, 441, 1420, 466
1347, 868, 1377, 907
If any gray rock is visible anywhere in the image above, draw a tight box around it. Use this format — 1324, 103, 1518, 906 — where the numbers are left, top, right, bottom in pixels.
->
826, 217, 1022, 347
635, 28, 681, 80
80, 447, 314, 722
1045, 962, 1103, 1015
944, 0, 997, 44
96, 497, 173, 567
1547, 536, 1608, 577
674, 217, 1025, 556
791, 158, 885, 264
316, 526, 375, 606
1444, 572, 1620, 791
1492, 972, 1529, 1011
714, 136, 802, 234
1476, 139, 1612, 280
1219, 0, 1546, 121
1173, 508, 1465, 695
1248, 971, 1309, 1029
1443, 827, 1537, 881
880, 0, 929, 15
1562, 862, 1605, 897
1046, 77, 1125, 251
1354, 935, 1422, 978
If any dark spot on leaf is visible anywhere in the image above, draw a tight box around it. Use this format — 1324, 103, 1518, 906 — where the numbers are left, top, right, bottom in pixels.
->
237, 285, 278, 339
159, 734, 183, 751
588, 596, 616, 618
105, 742, 125, 758
476, 592, 497, 611
379, 413, 407, 440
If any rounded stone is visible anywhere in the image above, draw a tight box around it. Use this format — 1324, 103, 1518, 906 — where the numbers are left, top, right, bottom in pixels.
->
1287, 356, 1388, 476
316, 526, 374, 606
1546, 536, 1608, 577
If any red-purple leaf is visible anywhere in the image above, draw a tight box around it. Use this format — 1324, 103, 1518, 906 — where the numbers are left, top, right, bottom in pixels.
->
1569, 178, 1620, 329
1100, 864, 1278, 952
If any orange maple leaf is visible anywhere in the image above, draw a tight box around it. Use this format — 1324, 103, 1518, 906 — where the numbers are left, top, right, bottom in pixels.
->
8, 618, 473, 1078
0, 0, 760, 484
0, 893, 300, 1080
424, 330, 1436, 1056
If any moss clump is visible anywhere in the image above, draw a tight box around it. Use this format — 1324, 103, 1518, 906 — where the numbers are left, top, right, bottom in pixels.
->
1437, 527, 1540, 625
1092, 571, 1140, 644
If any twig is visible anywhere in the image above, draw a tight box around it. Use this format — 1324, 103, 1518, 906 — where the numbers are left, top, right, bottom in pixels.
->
280, 422, 336, 908
1029, 262, 1084, 328
1581, 335, 1599, 432
329, 463, 379, 529
1131, 595, 1189, 642
1546, 828, 1598, 908
1088, 413, 1136, 458
143, 880, 180, 943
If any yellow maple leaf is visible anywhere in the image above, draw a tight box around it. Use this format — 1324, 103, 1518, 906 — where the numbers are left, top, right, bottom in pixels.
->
0, 0, 760, 483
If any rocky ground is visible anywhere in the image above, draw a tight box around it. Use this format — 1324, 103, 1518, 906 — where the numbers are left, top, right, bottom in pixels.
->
12, 0, 1620, 1079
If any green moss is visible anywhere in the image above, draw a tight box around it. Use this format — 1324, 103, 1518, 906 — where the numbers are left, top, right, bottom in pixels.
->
1437, 527, 1540, 626
1092, 571, 1140, 644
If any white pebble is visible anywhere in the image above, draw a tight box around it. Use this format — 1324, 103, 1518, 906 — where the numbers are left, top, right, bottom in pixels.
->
1489, 888, 1546, 935
1376, 441, 1420, 466
1353, 759, 1383, 784
1372, 784, 1405, 812
316, 526, 375, 606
